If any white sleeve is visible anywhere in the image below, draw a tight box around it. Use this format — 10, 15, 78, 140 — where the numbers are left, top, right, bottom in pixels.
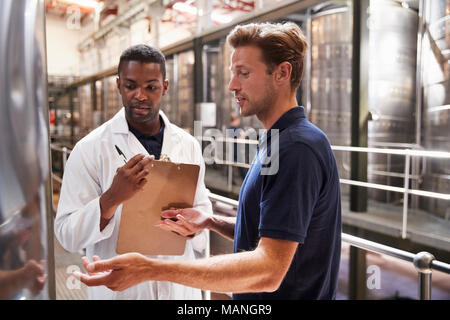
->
54, 144, 117, 253
188, 139, 213, 253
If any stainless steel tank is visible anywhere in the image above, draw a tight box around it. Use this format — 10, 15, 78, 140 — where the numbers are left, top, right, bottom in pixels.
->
0, 0, 51, 299
367, 0, 418, 203
308, 1, 418, 202
177, 50, 195, 133
104, 75, 122, 122
421, 0, 450, 219
309, 5, 353, 195
161, 50, 195, 133
161, 55, 177, 123
78, 84, 93, 138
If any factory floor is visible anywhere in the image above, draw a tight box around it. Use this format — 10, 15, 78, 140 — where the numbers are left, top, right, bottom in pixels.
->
54, 237, 88, 300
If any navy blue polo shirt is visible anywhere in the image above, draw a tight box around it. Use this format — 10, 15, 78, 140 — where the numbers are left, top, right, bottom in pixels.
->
129, 116, 164, 160
233, 106, 342, 300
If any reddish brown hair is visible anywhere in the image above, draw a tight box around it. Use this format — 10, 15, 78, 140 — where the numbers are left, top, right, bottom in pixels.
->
226, 22, 308, 91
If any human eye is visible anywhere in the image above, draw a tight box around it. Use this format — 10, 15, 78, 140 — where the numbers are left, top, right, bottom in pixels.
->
239, 70, 249, 77
146, 85, 159, 91
125, 84, 135, 90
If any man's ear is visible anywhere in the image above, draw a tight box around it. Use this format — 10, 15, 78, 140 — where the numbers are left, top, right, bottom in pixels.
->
162, 79, 169, 96
116, 77, 121, 90
275, 62, 292, 83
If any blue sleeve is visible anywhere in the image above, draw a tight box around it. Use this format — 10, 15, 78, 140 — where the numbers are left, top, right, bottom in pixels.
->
259, 142, 323, 244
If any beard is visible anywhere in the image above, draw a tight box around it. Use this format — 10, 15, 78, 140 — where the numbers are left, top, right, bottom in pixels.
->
240, 83, 277, 118
125, 103, 159, 124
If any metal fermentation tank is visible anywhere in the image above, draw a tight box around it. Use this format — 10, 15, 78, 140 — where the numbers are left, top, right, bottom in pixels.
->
308, 0, 418, 202
421, 0, 450, 219
161, 50, 195, 133
0, 0, 52, 299
367, 0, 418, 203
309, 6, 353, 194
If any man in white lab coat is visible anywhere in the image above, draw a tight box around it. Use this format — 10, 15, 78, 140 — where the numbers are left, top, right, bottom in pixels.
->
54, 44, 212, 299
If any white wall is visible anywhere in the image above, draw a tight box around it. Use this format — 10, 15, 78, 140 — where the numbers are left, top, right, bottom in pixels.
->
45, 14, 94, 76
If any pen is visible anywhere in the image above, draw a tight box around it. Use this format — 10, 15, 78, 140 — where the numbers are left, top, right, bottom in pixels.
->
115, 145, 127, 164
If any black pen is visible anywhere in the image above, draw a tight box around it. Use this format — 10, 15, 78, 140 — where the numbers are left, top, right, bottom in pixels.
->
115, 145, 127, 164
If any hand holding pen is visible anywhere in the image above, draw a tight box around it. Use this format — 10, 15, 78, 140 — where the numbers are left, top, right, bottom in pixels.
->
99, 149, 154, 230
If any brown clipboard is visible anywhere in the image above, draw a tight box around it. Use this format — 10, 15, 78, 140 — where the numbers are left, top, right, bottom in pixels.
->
116, 158, 199, 255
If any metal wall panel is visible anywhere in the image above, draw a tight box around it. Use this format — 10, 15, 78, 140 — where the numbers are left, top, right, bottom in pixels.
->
0, 0, 51, 299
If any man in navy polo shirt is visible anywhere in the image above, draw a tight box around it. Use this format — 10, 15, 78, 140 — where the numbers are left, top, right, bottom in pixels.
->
232, 104, 341, 299
77, 22, 342, 300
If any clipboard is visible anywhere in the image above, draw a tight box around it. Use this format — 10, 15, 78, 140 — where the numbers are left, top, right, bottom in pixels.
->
116, 156, 199, 255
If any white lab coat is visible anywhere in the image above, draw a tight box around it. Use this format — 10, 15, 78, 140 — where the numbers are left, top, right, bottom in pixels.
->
54, 108, 212, 300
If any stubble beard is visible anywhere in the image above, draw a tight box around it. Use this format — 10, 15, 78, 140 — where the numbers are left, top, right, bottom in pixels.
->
241, 83, 277, 118
126, 104, 159, 124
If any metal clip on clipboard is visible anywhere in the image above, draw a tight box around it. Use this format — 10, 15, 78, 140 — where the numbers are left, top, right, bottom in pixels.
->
157, 154, 181, 170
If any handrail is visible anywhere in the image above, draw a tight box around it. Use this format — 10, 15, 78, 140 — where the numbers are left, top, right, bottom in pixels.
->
209, 193, 239, 208
342, 233, 415, 261
50, 144, 71, 154
50, 144, 71, 184
208, 191, 450, 275
196, 138, 450, 239
50, 143, 449, 220
331, 145, 450, 159
339, 179, 450, 200
196, 137, 450, 158
329, 145, 449, 239
208, 192, 450, 300
50, 143, 450, 199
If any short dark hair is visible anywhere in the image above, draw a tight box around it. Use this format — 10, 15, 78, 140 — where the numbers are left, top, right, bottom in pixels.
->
118, 44, 166, 80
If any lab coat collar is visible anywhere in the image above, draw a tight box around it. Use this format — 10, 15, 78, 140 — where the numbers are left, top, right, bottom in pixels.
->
110, 107, 181, 158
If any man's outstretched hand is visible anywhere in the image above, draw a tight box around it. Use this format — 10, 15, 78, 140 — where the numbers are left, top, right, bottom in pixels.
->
74, 253, 152, 291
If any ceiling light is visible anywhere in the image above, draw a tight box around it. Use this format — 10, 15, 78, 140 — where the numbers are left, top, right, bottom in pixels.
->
173, 2, 198, 15
57, 0, 103, 10
212, 13, 232, 24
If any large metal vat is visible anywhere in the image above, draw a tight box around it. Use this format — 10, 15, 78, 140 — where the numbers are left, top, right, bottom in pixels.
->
308, 1, 418, 202
161, 50, 195, 133
309, 5, 353, 194
367, 0, 418, 203
421, 0, 450, 219
0, 0, 52, 299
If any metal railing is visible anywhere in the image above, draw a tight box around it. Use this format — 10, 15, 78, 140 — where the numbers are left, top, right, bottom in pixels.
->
50, 144, 71, 184
208, 192, 450, 300
331, 145, 450, 239
198, 137, 450, 239
51, 141, 450, 239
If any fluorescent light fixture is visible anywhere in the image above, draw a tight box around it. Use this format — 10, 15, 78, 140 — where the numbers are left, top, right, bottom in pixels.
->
58, 0, 103, 10
173, 2, 198, 15
212, 12, 232, 24
173, 2, 233, 24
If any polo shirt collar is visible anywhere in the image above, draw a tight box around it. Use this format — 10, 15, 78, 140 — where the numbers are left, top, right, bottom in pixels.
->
269, 106, 306, 131
259, 106, 306, 146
